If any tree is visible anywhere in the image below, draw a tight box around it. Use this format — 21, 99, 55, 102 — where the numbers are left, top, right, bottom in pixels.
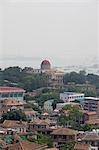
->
1, 110, 27, 122
59, 105, 83, 129
27, 133, 53, 147
63, 71, 86, 85
3, 66, 22, 83
37, 134, 53, 148
82, 123, 92, 131
60, 142, 76, 150
20, 74, 48, 91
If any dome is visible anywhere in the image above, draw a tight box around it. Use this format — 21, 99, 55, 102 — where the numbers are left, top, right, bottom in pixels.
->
41, 60, 51, 70
41, 60, 50, 65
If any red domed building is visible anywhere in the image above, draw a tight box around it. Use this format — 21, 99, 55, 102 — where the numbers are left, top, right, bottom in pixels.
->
41, 60, 51, 70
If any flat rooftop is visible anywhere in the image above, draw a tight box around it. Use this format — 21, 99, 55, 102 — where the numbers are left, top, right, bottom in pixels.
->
85, 97, 99, 101
62, 92, 84, 95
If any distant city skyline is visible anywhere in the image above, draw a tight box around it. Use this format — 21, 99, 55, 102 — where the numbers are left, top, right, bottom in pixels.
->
0, 0, 98, 68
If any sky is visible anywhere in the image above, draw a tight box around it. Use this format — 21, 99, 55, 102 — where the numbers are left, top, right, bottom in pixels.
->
0, 0, 98, 68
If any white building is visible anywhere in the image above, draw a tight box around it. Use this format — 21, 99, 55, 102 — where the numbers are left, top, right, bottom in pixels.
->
60, 92, 84, 102
44, 100, 54, 113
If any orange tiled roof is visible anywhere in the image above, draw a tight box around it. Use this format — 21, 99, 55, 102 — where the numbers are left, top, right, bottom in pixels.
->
3, 99, 24, 106
80, 110, 96, 115
74, 143, 90, 150
86, 119, 99, 125
51, 127, 78, 135
0, 86, 25, 93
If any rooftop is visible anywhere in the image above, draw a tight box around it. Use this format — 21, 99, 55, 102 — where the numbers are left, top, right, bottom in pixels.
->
86, 119, 99, 125
45, 70, 64, 75
80, 110, 96, 115
7, 141, 47, 150
51, 127, 78, 135
24, 108, 38, 115
2, 120, 27, 128
30, 119, 56, 126
2, 99, 24, 106
82, 132, 99, 141
0, 86, 25, 93
74, 143, 90, 150
45, 148, 59, 150
85, 97, 99, 101
61, 92, 84, 95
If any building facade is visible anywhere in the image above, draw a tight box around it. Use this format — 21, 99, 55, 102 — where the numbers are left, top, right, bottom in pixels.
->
60, 92, 84, 102
0, 86, 25, 101
45, 70, 64, 88
81, 97, 99, 113
44, 100, 54, 113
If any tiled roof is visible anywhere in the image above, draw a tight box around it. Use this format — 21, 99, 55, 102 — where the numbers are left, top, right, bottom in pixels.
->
74, 143, 90, 150
80, 110, 96, 115
82, 132, 99, 141
3, 99, 24, 106
7, 141, 47, 150
45, 148, 59, 150
51, 128, 78, 135
31, 119, 55, 126
24, 108, 38, 115
20, 141, 47, 150
0, 86, 25, 93
2, 120, 27, 128
31, 119, 49, 126
86, 119, 99, 125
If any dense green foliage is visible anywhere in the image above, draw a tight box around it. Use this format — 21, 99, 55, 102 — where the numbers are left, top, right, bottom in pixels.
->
37, 134, 53, 147
34, 91, 59, 107
1, 110, 27, 122
58, 105, 83, 130
1, 66, 99, 92
28, 133, 53, 148
0, 66, 48, 91
64, 71, 86, 84
63, 71, 99, 88
60, 142, 76, 150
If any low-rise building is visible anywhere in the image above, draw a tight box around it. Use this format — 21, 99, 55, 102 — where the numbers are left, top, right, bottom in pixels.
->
81, 132, 99, 148
7, 141, 47, 150
86, 119, 99, 126
81, 97, 99, 114
44, 100, 54, 113
60, 92, 84, 102
0, 99, 25, 118
0, 139, 47, 150
24, 108, 38, 121
28, 119, 56, 135
74, 143, 91, 150
79, 110, 97, 124
45, 70, 64, 88
2, 120, 27, 134
0, 86, 25, 101
50, 128, 78, 148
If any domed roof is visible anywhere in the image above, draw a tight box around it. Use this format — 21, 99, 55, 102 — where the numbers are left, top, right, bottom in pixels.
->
41, 60, 51, 65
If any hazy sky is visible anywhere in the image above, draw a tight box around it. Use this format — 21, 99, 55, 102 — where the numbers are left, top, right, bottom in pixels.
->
0, 0, 98, 68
